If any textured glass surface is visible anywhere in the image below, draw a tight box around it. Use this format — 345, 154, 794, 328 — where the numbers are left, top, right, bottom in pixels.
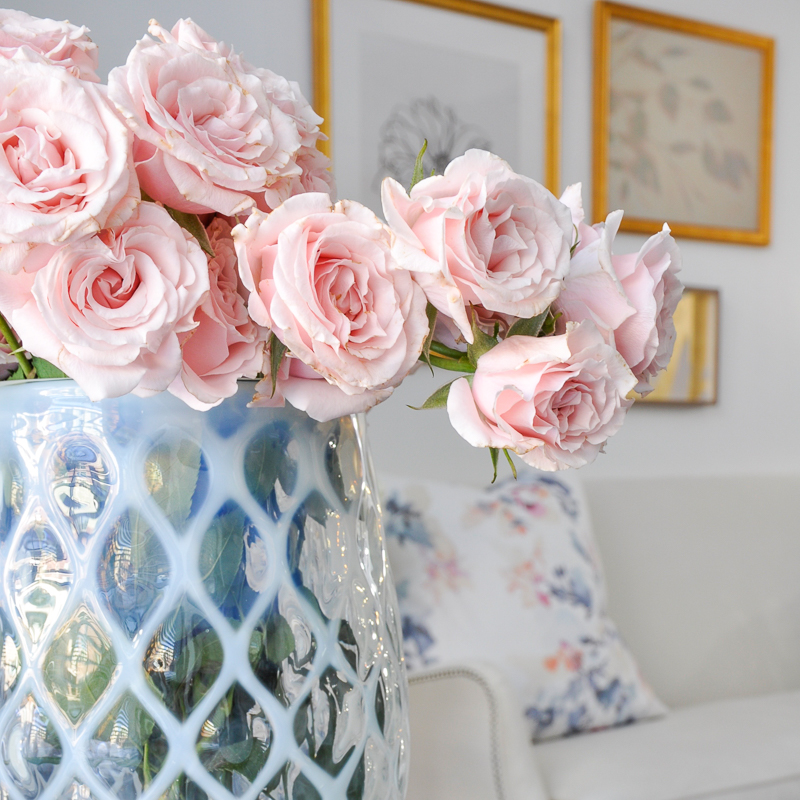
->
2, 693, 62, 797
0, 381, 409, 800
43, 603, 116, 725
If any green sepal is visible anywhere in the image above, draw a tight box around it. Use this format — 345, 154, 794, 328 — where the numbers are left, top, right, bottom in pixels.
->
503, 448, 518, 479
466, 310, 498, 368
268, 333, 288, 398
507, 309, 550, 339
164, 206, 215, 258
489, 448, 500, 484
409, 139, 428, 191
421, 302, 438, 375
570, 224, 580, 256
540, 310, 562, 337
408, 379, 455, 411
30, 357, 67, 379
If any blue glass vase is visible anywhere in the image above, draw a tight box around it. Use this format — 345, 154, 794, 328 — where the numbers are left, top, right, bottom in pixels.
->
0, 380, 409, 800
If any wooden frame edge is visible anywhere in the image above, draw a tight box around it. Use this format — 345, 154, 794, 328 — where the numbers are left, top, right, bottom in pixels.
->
311, 0, 561, 193
638, 287, 720, 407
592, 1, 774, 245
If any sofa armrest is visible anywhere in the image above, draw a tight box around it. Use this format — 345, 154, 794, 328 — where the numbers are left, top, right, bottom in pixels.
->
406, 663, 549, 800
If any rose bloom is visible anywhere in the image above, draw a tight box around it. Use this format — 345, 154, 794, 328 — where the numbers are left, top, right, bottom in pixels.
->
382, 149, 573, 344
235, 192, 429, 421
108, 18, 331, 216
0, 202, 209, 400
168, 217, 267, 410
0, 60, 138, 258
447, 321, 637, 471
0, 9, 99, 81
555, 184, 682, 394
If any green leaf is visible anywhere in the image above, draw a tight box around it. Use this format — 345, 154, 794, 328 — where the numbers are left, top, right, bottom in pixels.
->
408, 380, 455, 411
29, 357, 67, 379
7, 367, 24, 381
145, 437, 202, 532
163, 205, 215, 258
466, 311, 498, 367
421, 303, 438, 375
268, 333, 288, 398
540, 310, 562, 337
265, 611, 296, 664
503, 448, 518, 479
490, 448, 499, 484
507, 309, 550, 339
409, 139, 428, 191
199, 505, 246, 608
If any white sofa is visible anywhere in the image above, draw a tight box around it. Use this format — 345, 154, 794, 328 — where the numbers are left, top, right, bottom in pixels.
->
404, 475, 800, 800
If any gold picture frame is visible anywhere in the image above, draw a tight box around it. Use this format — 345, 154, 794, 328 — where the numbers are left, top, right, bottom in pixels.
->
312, 0, 561, 198
593, 2, 774, 245
639, 287, 720, 405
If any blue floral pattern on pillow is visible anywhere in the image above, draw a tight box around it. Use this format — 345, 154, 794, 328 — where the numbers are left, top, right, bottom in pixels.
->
382, 472, 665, 740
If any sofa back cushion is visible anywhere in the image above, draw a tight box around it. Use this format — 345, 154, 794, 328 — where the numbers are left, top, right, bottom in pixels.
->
584, 475, 800, 708
382, 470, 665, 740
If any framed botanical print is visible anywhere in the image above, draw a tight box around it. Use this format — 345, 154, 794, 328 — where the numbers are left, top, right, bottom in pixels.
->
312, 0, 561, 215
639, 287, 719, 405
593, 2, 774, 245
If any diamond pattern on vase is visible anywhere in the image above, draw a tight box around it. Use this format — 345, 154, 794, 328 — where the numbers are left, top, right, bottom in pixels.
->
144, 595, 223, 721
50, 436, 113, 547
1, 693, 62, 798
200, 502, 269, 628
8, 518, 73, 645
248, 588, 316, 709
97, 510, 171, 641
43, 603, 117, 725
57, 780, 95, 799
287, 492, 353, 623
144, 433, 208, 534
197, 683, 273, 796
294, 667, 366, 778
258, 762, 322, 800
324, 418, 363, 508
87, 692, 168, 798
0, 457, 24, 545
158, 775, 209, 799
244, 425, 299, 521
0, 607, 22, 707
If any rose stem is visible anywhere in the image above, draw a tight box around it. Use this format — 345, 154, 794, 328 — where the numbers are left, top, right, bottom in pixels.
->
0, 311, 33, 378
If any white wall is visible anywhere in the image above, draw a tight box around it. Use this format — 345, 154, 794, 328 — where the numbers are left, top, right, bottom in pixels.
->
13, 0, 799, 485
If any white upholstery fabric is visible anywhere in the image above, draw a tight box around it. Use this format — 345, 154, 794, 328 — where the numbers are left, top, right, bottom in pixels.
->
535, 691, 800, 800
584, 476, 800, 708
406, 663, 549, 800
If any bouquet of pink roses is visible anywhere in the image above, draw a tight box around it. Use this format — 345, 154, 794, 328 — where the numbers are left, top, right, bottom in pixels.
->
0, 11, 682, 474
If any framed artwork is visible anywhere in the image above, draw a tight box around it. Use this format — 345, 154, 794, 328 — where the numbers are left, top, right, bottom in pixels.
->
312, 0, 561, 216
639, 287, 719, 405
593, 2, 774, 245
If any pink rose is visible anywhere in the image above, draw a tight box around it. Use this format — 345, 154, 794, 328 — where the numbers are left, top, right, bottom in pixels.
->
611, 227, 682, 394
0, 202, 209, 400
0, 9, 99, 82
0, 60, 138, 254
168, 217, 267, 410
447, 321, 636, 471
250, 353, 392, 422
234, 193, 429, 418
108, 19, 330, 216
382, 149, 573, 343
555, 185, 682, 394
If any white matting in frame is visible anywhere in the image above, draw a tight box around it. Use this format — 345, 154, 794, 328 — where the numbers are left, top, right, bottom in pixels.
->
314, 0, 560, 216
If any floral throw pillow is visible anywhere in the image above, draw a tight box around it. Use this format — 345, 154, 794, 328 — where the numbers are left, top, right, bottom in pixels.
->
381, 471, 666, 741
